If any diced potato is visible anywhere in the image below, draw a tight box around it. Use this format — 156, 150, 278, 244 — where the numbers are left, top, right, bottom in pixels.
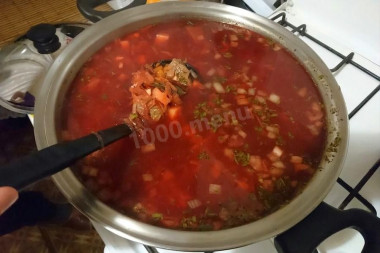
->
141, 143, 156, 153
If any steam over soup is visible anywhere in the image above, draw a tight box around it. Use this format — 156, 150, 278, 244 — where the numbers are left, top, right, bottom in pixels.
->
61, 19, 326, 231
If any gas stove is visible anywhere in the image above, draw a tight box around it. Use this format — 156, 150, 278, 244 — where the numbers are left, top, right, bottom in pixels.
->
87, 0, 380, 253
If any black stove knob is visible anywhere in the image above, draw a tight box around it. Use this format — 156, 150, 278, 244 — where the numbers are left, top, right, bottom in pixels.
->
26, 23, 61, 54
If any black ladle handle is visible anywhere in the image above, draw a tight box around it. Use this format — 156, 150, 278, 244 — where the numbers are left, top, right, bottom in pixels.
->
77, 0, 146, 23
0, 124, 133, 190
274, 202, 380, 253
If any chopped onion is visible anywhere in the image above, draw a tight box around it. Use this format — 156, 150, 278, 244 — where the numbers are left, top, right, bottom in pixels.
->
214, 53, 222, 59
230, 34, 238, 41
248, 88, 256, 96
267, 132, 276, 139
142, 173, 153, 181
268, 93, 280, 104
145, 88, 152, 95
231, 41, 238, 47
290, 156, 303, 164
209, 184, 222, 194
266, 125, 279, 133
237, 88, 247, 94
236, 95, 249, 105
238, 130, 247, 139
141, 143, 156, 153
312, 102, 321, 112
257, 37, 265, 43
249, 156, 263, 171
272, 161, 285, 169
297, 87, 307, 97
307, 124, 319, 136
272, 146, 283, 157
213, 82, 225, 93
224, 148, 234, 159
256, 96, 266, 104
188, 199, 202, 209
270, 168, 284, 176
155, 33, 169, 43
204, 82, 212, 89
273, 44, 282, 51
207, 68, 216, 76
132, 103, 137, 113
219, 208, 229, 221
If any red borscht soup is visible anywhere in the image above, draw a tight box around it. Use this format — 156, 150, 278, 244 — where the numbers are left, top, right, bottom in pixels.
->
61, 19, 326, 231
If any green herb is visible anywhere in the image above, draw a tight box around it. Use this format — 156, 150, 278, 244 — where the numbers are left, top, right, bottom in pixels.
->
181, 216, 197, 229
129, 113, 138, 120
254, 126, 263, 132
153, 82, 165, 92
150, 106, 162, 121
223, 52, 233, 58
233, 150, 250, 167
257, 178, 293, 211
215, 76, 227, 84
152, 213, 163, 220
276, 136, 285, 146
76, 94, 84, 101
101, 93, 108, 100
178, 75, 188, 85
225, 85, 236, 93
231, 119, 239, 126
176, 86, 186, 96
210, 114, 224, 132
214, 96, 224, 106
193, 102, 209, 119
198, 151, 210, 160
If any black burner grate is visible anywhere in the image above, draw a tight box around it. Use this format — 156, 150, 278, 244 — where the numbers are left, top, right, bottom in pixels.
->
144, 6, 380, 253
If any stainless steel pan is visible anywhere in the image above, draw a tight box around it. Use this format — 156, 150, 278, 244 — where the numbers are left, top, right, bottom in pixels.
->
33, 2, 379, 252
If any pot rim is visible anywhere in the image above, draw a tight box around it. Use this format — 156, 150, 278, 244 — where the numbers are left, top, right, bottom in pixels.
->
34, 2, 348, 251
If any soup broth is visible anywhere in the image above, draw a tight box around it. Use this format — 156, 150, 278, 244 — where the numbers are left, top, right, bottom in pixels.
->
61, 19, 326, 231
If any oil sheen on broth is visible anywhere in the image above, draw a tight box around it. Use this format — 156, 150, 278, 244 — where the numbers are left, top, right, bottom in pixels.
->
61, 19, 326, 231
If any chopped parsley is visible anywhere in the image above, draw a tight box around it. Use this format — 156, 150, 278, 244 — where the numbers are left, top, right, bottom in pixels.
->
152, 213, 163, 220
223, 52, 233, 58
176, 86, 186, 96
193, 102, 209, 119
225, 85, 236, 93
215, 76, 227, 84
233, 150, 250, 166
198, 151, 210, 160
129, 113, 138, 120
153, 82, 165, 92
210, 114, 224, 132
213, 96, 224, 106
101, 93, 108, 100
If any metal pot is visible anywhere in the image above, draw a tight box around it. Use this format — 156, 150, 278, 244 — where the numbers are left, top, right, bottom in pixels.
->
33, 2, 379, 252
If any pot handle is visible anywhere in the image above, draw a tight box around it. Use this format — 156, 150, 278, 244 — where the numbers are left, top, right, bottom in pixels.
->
274, 202, 380, 253
77, 0, 146, 23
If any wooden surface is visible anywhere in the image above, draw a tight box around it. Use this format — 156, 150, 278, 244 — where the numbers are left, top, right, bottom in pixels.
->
0, 0, 110, 48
